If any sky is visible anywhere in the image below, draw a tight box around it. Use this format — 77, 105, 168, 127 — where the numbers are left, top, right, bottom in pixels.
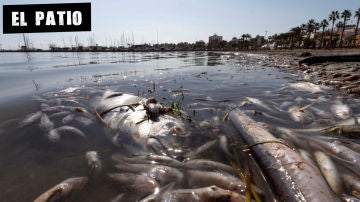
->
0, 0, 359, 49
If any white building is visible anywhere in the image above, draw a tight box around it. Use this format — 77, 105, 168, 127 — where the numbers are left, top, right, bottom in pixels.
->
209, 34, 223, 43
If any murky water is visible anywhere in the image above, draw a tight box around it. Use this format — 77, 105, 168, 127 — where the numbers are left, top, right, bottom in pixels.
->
0, 52, 359, 201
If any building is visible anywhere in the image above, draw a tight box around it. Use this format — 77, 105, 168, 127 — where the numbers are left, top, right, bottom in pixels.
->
229, 37, 239, 46
209, 34, 223, 43
337, 24, 356, 38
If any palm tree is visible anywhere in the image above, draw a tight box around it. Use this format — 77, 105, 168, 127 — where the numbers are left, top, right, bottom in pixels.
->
306, 19, 316, 39
339, 9, 352, 47
329, 10, 339, 47
290, 26, 302, 48
314, 22, 320, 35
320, 19, 329, 47
355, 8, 360, 37
240, 34, 247, 49
298, 24, 307, 47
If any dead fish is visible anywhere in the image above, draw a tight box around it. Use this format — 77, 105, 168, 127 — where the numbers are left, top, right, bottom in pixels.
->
60, 87, 79, 93
309, 107, 332, 119
40, 113, 55, 131
110, 193, 125, 202
112, 153, 182, 167
230, 110, 335, 201
40, 103, 51, 110
42, 105, 68, 112
331, 102, 351, 119
86, 151, 102, 176
183, 139, 217, 160
186, 170, 256, 194
75, 116, 93, 126
347, 87, 360, 94
108, 173, 159, 194
34, 177, 88, 202
314, 151, 343, 194
342, 174, 360, 192
48, 111, 71, 119
48, 126, 85, 142
338, 125, 360, 139
286, 82, 327, 93
155, 185, 244, 202
288, 106, 313, 125
96, 91, 188, 156
340, 194, 360, 202
18, 111, 42, 128
219, 135, 233, 158
183, 159, 234, 173
115, 163, 183, 185
139, 182, 175, 202
62, 114, 75, 124
308, 138, 360, 177
243, 97, 274, 112
298, 149, 316, 167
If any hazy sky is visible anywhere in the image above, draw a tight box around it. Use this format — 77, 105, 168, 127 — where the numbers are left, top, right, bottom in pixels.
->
0, 0, 359, 49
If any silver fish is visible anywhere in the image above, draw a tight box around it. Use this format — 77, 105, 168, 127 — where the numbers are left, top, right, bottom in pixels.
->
48, 111, 71, 119
34, 177, 88, 202
314, 151, 343, 194
110, 193, 125, 202
86, 151, 102, 176
308, 139, 360, 173
219, 135, 233, 158
288, 106, 313, 125
96, 91, 188, 155
40, 113, 55, 131
112, 153, 183, 167
75, 116, 93, 126
18, 111, 42, 128
342, 174, 360, 192
286, 82, 327, 94
62, 114, 75, 124
156, 185, 244, 202
115, 163, 183, 185
340, 194, 360, 202
243, 97, 274, 112
48, 125, 85, 142
139, 182, 175, 202
331, 102, 351, 120
108, 173, 159, 194
229, 109, 335, 202
186, 170, 250, 194
183, 159, 234, 173
183, 139, 217, 160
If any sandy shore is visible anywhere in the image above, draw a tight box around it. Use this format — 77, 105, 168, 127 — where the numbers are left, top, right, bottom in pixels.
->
257, 49, 360, 95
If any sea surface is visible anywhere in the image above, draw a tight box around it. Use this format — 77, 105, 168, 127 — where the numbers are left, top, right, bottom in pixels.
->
0, 52, 359, 201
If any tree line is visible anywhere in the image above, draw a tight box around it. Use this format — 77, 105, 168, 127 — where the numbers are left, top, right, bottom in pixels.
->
271, 8, 360, 49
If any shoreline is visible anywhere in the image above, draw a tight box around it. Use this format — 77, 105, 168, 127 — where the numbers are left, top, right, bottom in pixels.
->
1, 48, 360, 54
259, 49, 360, 95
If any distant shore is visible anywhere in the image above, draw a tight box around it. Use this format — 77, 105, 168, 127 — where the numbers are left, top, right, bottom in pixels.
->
1, 48, 360, 54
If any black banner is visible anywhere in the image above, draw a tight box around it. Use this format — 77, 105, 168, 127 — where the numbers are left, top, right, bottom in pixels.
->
3, 3, 91, 34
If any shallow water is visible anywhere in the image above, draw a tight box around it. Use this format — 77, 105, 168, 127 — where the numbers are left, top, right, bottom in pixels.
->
0, 52, 359, 201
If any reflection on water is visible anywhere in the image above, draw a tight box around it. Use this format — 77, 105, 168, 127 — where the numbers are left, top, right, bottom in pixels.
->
0, 52, 359, 201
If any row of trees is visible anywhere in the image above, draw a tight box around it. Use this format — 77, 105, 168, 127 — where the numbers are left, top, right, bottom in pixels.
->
272, 8, 360, 49
207, 34, 265, 50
